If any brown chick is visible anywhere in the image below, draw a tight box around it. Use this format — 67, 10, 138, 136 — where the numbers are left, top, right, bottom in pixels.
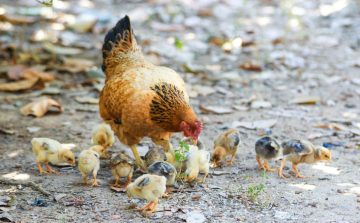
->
255, 136, 281, 171
109, 152, 135, 187
78, 148, 101, 187
144, 147, 167, 169
31, 138, 75, 175
184, 150, 210, 183
91, 123, 115, 158
211, 129, 241, 168
126, 174, 166, 213
278, 140, 332, 179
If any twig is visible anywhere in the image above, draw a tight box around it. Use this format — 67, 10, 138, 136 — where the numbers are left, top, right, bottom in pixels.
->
0, 178, 51, 196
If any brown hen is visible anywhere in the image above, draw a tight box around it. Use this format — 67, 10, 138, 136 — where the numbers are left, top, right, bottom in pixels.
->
99, 15, 202, 169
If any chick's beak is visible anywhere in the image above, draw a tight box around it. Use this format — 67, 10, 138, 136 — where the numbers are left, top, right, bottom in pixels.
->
192, 139, 197, 146
128, 196, 131, 200
327, 158, 332, 163
72, 161, 75, 166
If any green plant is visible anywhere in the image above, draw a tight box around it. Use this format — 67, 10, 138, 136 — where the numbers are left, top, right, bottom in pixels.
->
174, 37, 183, 50
174, 138, 189, 180
239, 170, 268, 202
36, 0, 53, 6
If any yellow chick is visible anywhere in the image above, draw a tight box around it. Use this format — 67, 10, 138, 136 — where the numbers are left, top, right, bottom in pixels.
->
144, 147, 167, 168
78, 146, 103, 187
184, 150, 210, 183
126, 174, 166, 213
255, 136, 281, 171
91, 123, 115, 157
147, 161, 176, 186
165, 138, 202, 170
278, 139, 332, 179
109, 152, 135, 187
31, 138, 75, 175
211, 129, 241, 168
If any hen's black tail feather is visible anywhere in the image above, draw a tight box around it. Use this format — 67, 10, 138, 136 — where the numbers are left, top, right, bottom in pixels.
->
102, 15, 136, 72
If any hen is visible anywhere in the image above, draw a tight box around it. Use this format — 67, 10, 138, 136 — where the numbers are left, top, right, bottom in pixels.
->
99, 15, 202, 169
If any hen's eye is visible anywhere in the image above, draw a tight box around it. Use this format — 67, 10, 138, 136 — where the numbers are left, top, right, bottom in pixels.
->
187, 128, 191, 132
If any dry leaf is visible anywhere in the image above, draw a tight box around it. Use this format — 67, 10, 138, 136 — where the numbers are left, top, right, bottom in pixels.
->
7, 65, 26, 80
307, 133, 324, 140
75, 96, 99, 104
0, 128, 17, 135
0, 14, 39, 25
58, 58, 95, 73
240, 62, 262, 71
43, 42, 83, 55
110, 186, 126, 193
0, 77, 45, 92
251, 100, 272, 109
232, 105, 249, 111
232, 119, 277, 129
289, 95, 321, 104
313, 123, 349, 131
199, 105, 233, 114
22, 69, 55, 82
21, 98, 64, 117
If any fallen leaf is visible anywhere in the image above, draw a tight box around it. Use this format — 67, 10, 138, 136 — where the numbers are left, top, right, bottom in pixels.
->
210, 71, 243, 82
22, 69, 55, 82
0, 128, 17, 135
200, 105, 233, 114
69, 13, 98, 33
58, 58, 95, 73
43, 42, 83, 55
110, 186, 126, 193
232, 105, 249, 111
186, 212, 206, 223
295, 190, 302, 194
110, 215, 121, 219
212, 171, 230, 176
0, 206, 15, 212
54, 193, 67, 202
0, 14, 39, 25
7, 65, 26, 80
27, 126, 41, 133
337, 189, 346, 194
191, 193, 202, 201
289, 95, 321, 104
232, 119, 277, 129
307, 133, 324, 140
0, 77, 45, 92
240, 62, 262, 71
313, 123, 349, 131
350, 128, 360, 136
0, 212, 13, 222
251, 100, 272, 109
75, 96, 99, 104
21, 97, 64, 117
192, 85, 216, 96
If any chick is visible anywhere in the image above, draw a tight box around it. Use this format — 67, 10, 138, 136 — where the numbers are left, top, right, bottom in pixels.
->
184, 150, 210, 183
211, 129, 241, 168
78, 146, 102, 187
147, 161, 176, 186
91, 123, 115, 157
126, 174, 166, 213
278, 140, 332, 179
109, 152, 135, 187
255, 136, 281, 171
144, 147, 167, 169
31, 138, 75, 175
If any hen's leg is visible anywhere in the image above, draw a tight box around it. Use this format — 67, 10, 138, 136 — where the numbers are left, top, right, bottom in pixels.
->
37, 162, 50, 175
222, 154, 235, 166
277, 158, 287, 179
130, 145, 146, 171
138, 202, 153, 211
264, 160, 276, 171
256, 156, 264, 169
292, 163, 310, 178
44, 162, 59, 174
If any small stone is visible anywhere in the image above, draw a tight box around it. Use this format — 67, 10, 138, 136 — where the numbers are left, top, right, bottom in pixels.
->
110, 215, 120, 219
141, 210, 152, 218
282, 174, 291, 178
295, 190, 302, 194
357, 199, 360, 203
191, 193, 201, 201
125, 203, 137, 209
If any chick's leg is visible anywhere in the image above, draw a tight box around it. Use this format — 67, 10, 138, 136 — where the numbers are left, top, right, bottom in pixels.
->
91, 173, 100, 187
130, 145, 145, 171
277, 158, 287, 179
138, 202, 153, 211
196, 173, 208, 183
43, 162, 59, 174
124, 174, 132, 185
37, 162, 50, 175
149, 200, 158, 213
292, 163, 310, 178
80, 173, 90, 184
256, 157, 265, 169
264, 160, 276, 171
222, 154, 236, 166
109, 175, 120, 187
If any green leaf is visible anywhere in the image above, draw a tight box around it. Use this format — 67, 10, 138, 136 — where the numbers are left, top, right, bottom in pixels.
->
183, 143, 189, 150
175, 37, 183, 50
175, 153, 182, 162
36, 0, 53, 6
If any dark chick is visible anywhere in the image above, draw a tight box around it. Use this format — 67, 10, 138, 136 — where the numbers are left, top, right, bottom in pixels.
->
255, 136, 281, 171
278, 140, 332, 179
144, 147, 167, 169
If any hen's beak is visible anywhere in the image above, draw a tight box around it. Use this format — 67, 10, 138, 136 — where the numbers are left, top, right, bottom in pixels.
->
192, 139, 197, 146
128, 196, 131, 200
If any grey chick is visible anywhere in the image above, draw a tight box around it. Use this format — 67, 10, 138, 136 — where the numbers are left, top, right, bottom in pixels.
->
147, 161, 177, 197
278, 140, 332, 179
109, 152, 135, 187
255, 136, 281, 171
183, 137, 205, 150
144, 147, 167, 168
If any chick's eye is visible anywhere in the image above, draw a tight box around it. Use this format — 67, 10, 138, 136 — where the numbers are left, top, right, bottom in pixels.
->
325, 155, 328, 158
68, 158, 72, 161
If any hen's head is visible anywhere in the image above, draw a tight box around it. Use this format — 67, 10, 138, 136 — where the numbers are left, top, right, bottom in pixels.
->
180, 120, 202, 144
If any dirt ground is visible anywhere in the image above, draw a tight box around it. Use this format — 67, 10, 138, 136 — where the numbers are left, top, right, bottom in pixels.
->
1, 0, 360, 222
